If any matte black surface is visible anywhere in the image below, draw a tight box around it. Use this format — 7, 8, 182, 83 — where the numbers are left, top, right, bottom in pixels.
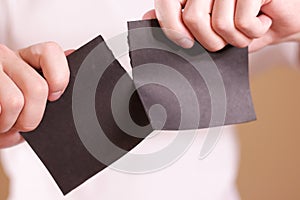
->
21, 36, 152, 195
128, 19, 256, 129
22, 19, 256, 195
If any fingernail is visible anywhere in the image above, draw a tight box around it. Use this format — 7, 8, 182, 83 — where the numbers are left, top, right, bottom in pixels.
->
0, 104, 2, 115
178, 38, 194, 49
49, 91, 62, 100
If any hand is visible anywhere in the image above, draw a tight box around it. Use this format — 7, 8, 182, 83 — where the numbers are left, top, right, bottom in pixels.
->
146, 0, 272, 52
0, 42, 70, 148
149, 0, 300, 52
250, 0, 300, 51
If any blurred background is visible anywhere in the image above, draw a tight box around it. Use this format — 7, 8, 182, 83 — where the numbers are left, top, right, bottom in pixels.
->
237, 51, 300, 200
1, 43, 300, 200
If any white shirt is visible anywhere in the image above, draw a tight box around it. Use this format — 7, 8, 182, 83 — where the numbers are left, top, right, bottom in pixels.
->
0, 1, 244, 199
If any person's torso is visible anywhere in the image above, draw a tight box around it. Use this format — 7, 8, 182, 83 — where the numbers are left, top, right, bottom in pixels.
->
0, 1, 240, 200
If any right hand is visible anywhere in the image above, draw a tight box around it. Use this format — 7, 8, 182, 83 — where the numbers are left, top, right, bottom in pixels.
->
0, 42, 70, 148
250, 0, 300, 51
151, 0, 273, 51
151, 0, 300, 52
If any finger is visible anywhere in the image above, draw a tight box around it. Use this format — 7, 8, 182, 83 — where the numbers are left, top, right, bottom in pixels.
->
155, 0, 195, 48
18, 42, 70, 101
211, 0, 251, 48
249, 30, 275, 52
143, 9, 157, 19
0, 128, 24, 148
64, 49, 75, 56
0, 70, 24, 133
3, 54, 49, 132
235, 0, 272, 38
183, 0, 227, 52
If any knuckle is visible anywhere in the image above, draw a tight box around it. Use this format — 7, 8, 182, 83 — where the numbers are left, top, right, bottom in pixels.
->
41, 41, 63, 54
183, 11, 205, 27
31, 78, 49, 98
235, 18, 250, 31
4, 94, 25, 114
212, 19, 231, 34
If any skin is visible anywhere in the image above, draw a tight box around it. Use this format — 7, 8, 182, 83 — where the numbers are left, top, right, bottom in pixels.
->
0, 42, 70, 148
150, 0, 300, 52
2, 0, 300, 148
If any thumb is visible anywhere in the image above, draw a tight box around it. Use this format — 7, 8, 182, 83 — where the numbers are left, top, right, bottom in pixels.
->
249, 30, 275, 52
143, 9, 157, 20
64, 49, 75, 56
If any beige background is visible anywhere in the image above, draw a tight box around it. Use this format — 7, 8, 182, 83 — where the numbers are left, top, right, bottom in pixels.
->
237, 66, 300, 200
0, 159, 9, 200
1, 65, 300, 199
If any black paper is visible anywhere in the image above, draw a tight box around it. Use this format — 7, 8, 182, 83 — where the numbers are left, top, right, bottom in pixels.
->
128, 20, 256, 129
22, 36, 152, 194
21, 19, 256, 195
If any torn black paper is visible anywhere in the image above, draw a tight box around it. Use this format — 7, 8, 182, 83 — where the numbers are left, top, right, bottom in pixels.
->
21, 19, 256, 195
128, 20, 256, 129
21, 36, 152, 195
